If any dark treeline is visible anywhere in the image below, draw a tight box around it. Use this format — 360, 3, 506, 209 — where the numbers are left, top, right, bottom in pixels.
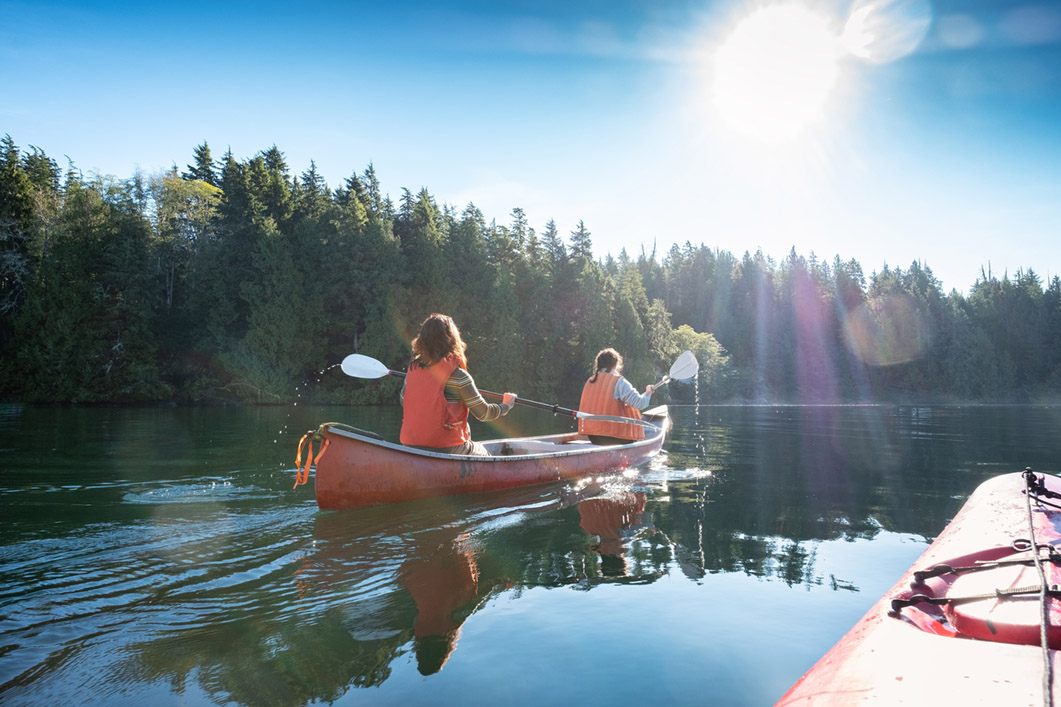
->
1, 135, 1058, 405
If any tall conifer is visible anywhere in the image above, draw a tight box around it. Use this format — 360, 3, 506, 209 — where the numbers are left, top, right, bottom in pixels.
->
183, 142, 217, 185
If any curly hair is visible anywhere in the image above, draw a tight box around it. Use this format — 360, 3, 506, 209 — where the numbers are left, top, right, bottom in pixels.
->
411, 313, 468, 368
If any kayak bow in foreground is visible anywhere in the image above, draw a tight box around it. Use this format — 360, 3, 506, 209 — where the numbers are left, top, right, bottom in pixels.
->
779, 470, 1061, 705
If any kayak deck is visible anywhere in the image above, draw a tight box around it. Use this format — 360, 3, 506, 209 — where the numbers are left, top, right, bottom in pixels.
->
779, 470, 1061, 705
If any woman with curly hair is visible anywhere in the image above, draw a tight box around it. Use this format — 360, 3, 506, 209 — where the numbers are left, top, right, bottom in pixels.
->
400, 313, 517, 456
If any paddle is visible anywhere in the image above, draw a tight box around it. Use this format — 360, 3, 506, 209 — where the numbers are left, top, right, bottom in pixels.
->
653, 350, 699, 389
341, 353, 584, 417
339, 352, 698, 426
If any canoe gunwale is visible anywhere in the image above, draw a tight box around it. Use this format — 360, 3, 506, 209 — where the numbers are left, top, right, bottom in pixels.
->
320, 412, 667, 462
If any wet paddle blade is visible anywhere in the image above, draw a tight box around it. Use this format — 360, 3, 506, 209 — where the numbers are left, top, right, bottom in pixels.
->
668, 350, 699, 382
341, 354, 394, 379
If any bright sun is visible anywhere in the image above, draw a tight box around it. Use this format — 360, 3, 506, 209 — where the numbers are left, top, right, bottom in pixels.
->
713, 3, 842, 143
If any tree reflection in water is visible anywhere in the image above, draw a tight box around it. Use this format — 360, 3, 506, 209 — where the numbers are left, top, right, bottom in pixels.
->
121, 481, 642, 703
109, 405, 1018, 705
8, 406, 1060, 706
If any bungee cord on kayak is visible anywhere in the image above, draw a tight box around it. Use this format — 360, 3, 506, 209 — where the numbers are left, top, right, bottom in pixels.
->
909, 542, 1061, 586
883, 470, 1061, 707
1024, 468, 1055, 707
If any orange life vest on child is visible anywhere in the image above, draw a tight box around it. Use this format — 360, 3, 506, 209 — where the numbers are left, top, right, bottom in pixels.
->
578, 371, 644, 441
400, 355, 471, 448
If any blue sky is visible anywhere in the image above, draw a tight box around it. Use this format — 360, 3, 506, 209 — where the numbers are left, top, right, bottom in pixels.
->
3, 0, 1059, 293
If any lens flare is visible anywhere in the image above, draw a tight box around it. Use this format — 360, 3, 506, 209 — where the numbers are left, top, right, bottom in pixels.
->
843, 294, 932, 366
842, 0, 932, 64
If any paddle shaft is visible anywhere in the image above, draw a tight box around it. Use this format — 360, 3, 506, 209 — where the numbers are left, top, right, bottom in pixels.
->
381, 368, 581, 417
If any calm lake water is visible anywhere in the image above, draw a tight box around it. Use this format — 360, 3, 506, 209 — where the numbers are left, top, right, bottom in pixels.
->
3, 403, 1061, 706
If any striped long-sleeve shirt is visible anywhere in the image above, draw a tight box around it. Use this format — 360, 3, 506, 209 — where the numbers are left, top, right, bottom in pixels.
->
400, 367, 513, 421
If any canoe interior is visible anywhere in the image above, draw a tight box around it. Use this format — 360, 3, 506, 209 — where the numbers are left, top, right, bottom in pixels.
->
325, 405, 669, 461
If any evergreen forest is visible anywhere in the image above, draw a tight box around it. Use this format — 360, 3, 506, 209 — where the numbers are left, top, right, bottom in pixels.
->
2, 135, 1059, 407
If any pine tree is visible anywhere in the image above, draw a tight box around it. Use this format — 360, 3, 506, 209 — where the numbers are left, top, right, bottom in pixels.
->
486, 221, 517, 275
541, 218, 566, 276
394, 187, 443, 291
509, 207, 529, 252
294, 161, 330, 223
569, 219, 593, 260
443, 203, 492, 315
361, 163, 383, 216
182, 142, 217, 186
261, 145, 288, 173
0, 136, 34, 234
250, 149, 293, 228
0, 136, 35, 318
22, 146, 61, 195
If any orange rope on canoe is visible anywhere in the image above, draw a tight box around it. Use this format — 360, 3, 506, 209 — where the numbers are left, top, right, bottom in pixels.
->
295, 432, 309, 469
314, 438, 329, 465
294, 433, 311, 488
293, 426, 333, 488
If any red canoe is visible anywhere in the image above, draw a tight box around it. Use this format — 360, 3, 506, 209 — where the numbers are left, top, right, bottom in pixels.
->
297, 406, 669, 511
779, 470, 1061, 705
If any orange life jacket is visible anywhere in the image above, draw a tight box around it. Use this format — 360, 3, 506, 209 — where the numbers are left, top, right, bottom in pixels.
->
400, 355, 471, 448
578, 371, 644, 441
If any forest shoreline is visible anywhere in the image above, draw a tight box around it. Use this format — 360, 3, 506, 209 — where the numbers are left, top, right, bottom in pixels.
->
3, 136, 1059, 408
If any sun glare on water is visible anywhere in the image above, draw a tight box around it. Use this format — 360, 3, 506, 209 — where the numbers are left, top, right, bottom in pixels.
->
712, 3, 843, 143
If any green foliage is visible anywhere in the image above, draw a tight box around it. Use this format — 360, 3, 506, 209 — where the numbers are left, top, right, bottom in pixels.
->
670, 324, 728, 398
150, 171, 222, 313
12, 174, 169, 401
2, 135, 1059, 405
0, 135, 36, 323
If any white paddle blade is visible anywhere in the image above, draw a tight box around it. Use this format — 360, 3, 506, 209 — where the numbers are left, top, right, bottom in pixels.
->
341, 354, 392, 379
668, 350, 699, 382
